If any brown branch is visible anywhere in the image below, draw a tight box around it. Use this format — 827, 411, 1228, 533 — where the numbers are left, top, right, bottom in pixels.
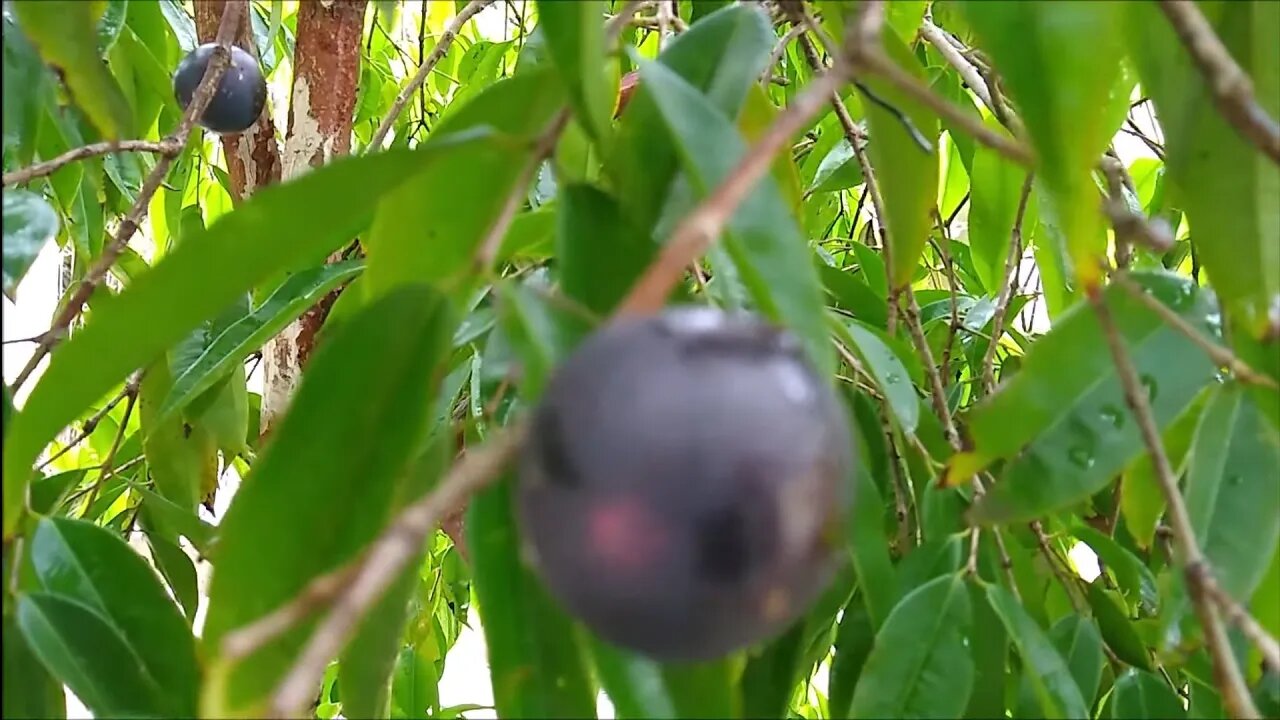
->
980, 174, 1035, 395
473, 109, 572, 271
1100, 155, 1174, 260
1157, 0, 1280, 165
367, 0, 496, 151
3, 140, 182, 188
762, 22, 807, 85
604, 1, 652, 49
81, 373, 141, 513
1199, 572, 1280, 673
1110, 272, 1277, 389
8, 1, 246, 392
267, 422, 527, 717
901, 291, 960, 448
1087, 286, 1259, 719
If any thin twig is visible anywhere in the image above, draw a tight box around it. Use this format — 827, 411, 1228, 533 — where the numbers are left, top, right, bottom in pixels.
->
1100, 155, 1174, 259
604, 1, 651, 49
1088, 286, 1259, 719
1157, 0, 1280, 164
980, 174, 1034, 395
81, 378, 140, 513
8, 1, 246, 392
3, 140, 182, 187
268, 423, 527, 717
368, 0, 496, 152
1110, 272, 1277, 389
901, 290, 960, 448
221, 562, 360, 662
473, 109, 572, 271
1031, 520, 1087, 613
38, 373, 144, 471
763, 23, 807, 86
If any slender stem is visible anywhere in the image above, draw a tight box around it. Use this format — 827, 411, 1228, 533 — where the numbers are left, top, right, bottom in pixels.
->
980, 174, 1034, 396
3, 140, 181, 188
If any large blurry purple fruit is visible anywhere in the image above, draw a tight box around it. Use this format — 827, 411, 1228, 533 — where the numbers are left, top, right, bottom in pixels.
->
172, 43, 267, 134
517, 307, 854, 661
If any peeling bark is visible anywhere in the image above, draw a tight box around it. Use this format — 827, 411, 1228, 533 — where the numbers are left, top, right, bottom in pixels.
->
260, 0, 369, 437
194, 0, 283, 201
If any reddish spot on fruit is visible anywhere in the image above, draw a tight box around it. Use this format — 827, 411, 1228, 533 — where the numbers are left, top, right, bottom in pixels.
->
588, 497, 665, 572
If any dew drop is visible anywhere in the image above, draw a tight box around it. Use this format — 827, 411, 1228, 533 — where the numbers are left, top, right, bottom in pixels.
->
1068, 446, 1096, 470
1227, 475, 1244, 487
885, 372, 902, 385
1099, 405, 1125, 429
1140, 374, 1159, 401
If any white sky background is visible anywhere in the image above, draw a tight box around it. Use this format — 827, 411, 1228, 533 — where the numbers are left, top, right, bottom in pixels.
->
1, 2, 1154, 716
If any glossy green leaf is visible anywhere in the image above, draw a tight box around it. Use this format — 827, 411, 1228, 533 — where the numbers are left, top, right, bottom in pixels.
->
4, 139, 484, 538
986, 583, 1089, 719
2, 612, 67, 720
1125, 1, 1279, 337
637, 56, 833, 377
202, 285, 455, 713
363, 70, 565, 298
129, 484, 215, 555
29, 517, 198, 714
467, 474, 597, 719
828, 600, 874, 718
1071, 524, 1158, 610
2, 189, 59, 301
833, 316, 919, 434
962, 1, 1123, 288
13, 1, 133, 138
1122, 397, 1203, 550
195, 361, 249, 460
155, 260, 364, 424
17, 592, 164, 717
535, 0, 612, 142
389, 645, 439, 718
1047, 615, 1105, 709
964, 272, 1219, 524
2, 10, 52, 166
850, 574, 974, 718
1185, 383, 1280, 602
807, 138, 865, 194
861, 30, 940, 288
1111, 669, 1186, 719
964, 574, 1008, 719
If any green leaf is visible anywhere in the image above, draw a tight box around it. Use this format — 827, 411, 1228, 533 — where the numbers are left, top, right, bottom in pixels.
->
139, 356, 217, 512
2, 612, 67, 720
535, 0, 612, 142
828, 600, 874, 718
156, 260, 364, 425
850, 573, 974, 718
13, 0, 133, 138
202, 285, 455, 713
4, 139, 481, 539
964, 575, 1008, 718
962, 1, 1123, 288
467, 474, 597, 719
129, 484, 215, 555
557, 183, 651, 315
1185, 383, 1280, 602
389, 645, 439, 718
1085, 581, 1152, 671
3, 10, 53, 166
861, 30, 940, 289
17, 592, 164, 717
2, 189, 59, 301
1125, 1, 1279, 338
963, 271, 1219, 524
194, 361, 249, 460
29, 517, 198, 714
1047, 615, 1105, 709
806, 138, 865, 194
636, 55, 833, 377
363, 70, 565, 299
985, 583, 1090, 719
143, 532, 199, 624
967, 131, 1027, 294
610, 3, 775, 235
589, 643, 679, 719
1121, 397, 1203, 550
1110, 669, 1186, 719
832, 317, 919, 434
1070, 524, 1158, 610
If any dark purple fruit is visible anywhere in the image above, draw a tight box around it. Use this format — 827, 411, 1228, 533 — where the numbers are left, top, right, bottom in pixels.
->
517, 307, 854, 661
172, 43, 267, 135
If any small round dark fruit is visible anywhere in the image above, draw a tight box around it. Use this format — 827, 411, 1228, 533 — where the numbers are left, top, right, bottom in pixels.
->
517, 307, 854, 661
172, 43, 267, 135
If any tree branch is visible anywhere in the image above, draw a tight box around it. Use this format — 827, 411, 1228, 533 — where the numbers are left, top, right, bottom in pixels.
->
367, 0, 496, 151
1088, 285, 1260, 719
8, 1, 247, 392
980, 174, 1034, 396
1157, 0, 1280, 165
3, 140, 182, 188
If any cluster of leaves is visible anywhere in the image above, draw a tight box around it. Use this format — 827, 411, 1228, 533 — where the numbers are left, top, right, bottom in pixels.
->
2, 1, 1278, 719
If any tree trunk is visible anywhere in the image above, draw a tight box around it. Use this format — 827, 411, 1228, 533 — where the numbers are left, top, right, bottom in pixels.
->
194, 0, 283, 201
260, 0, 369, 437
